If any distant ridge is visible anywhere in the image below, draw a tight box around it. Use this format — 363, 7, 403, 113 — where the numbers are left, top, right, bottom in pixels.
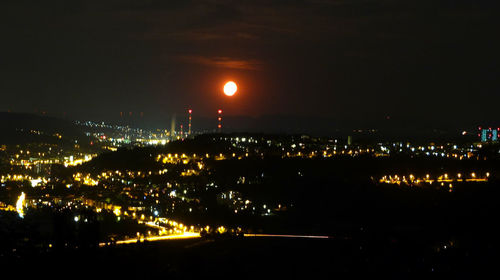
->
0, 112, 85, 145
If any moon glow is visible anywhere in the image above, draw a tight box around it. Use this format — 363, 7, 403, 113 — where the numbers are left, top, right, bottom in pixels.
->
223, 81, 237, 96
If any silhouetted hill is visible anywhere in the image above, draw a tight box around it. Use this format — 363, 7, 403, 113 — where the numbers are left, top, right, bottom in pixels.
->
77, 136, 235, 172
0, 112, 85, 145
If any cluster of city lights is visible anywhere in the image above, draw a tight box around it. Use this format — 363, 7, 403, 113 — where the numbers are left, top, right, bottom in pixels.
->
73, 173, 99, 186
379, 172, 490, 187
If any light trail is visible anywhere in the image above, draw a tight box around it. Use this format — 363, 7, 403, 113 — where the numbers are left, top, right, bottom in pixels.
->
143, 221, 165, 230
99, 232, 334, 247
244, 234, 331, 239
99, 232, 200, 247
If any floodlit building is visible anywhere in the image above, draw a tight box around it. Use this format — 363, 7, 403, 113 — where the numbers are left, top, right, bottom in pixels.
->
479, 127, 499, 142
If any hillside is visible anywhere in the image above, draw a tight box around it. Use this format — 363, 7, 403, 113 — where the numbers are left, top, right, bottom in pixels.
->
0, 112, 86, 145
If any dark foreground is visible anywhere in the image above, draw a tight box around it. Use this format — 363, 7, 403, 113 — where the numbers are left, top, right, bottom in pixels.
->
1, 234, 495, 278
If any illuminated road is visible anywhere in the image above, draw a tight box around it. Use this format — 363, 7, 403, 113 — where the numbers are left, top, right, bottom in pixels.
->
99, 233, 334, 247
99, 218, 200, 247
99, 213, 330, 247
244, 234, 331, 239
99, 232, 200, 247
143, 221, 166, 230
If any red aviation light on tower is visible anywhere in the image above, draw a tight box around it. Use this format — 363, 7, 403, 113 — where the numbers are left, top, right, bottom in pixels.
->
217, 109, 223, 132
188, 109, 192, 135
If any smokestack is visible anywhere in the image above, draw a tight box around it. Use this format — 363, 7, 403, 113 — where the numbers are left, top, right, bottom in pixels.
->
171, 114, 176, 138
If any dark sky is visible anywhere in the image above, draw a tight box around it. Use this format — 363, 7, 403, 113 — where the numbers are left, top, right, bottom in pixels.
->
1, 0, 499, 130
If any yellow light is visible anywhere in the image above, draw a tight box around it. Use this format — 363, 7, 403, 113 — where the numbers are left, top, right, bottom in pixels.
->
217, 226, 226, 234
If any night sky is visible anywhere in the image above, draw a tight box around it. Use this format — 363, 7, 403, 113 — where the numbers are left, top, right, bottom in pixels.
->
1, 0, 499, 131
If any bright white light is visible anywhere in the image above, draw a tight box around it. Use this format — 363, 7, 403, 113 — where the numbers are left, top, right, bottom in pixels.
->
223, 81, 237, 96
30, 178, 42, 187
16, 192, 25, 218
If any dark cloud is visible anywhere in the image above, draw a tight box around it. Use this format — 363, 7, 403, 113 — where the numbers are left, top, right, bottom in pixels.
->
173, 55, 262, 70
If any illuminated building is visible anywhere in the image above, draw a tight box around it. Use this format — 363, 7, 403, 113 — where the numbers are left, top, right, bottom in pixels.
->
479, 127, 499, 142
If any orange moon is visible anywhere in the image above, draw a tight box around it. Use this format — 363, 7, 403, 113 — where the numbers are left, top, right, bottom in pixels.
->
223, 81, 237, 96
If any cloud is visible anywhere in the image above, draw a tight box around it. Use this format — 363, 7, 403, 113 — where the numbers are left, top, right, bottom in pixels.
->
174, 55, 263, 70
